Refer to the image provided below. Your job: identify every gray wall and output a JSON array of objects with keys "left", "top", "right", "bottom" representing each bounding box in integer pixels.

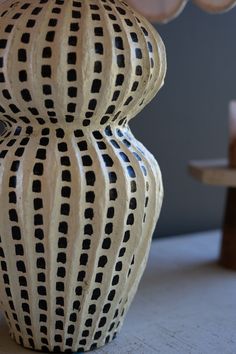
[{"left": 131, "top": 2, "right": 236, "bottom": 237}]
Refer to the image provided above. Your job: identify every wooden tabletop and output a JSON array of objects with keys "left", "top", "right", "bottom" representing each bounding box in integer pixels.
[
  {"left": 188, "top": 159, "right": 236, "bottom": 187},
  {"left": 0, "top": 231, "right": 235, "bottom": 354}
]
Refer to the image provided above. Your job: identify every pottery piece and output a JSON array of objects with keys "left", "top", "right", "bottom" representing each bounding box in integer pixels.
[{"left": 0, "top": 0, "right": 166, "bottom": 352}]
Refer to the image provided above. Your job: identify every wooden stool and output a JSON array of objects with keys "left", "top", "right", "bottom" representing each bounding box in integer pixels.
[{"left": 189, "top": 101, "right": 236, "bottom": 270}]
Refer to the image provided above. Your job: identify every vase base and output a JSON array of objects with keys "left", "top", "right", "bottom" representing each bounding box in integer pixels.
[{"left": 11, "top": 332, "right": 118, "bottom": 353}]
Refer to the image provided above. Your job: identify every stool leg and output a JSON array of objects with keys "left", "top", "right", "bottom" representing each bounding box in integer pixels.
[{"left": 220, "top": 187, "right": 236, "bottom": 270}]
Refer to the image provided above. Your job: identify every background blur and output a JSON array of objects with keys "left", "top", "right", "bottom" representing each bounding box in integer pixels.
[{"left": 130, "top": 2, "right": 236, "bottom": 237}]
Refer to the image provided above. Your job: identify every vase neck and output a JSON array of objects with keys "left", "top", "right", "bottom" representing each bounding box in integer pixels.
[{"left": 0, "top": 122, "right": 131, "bottom": 139}]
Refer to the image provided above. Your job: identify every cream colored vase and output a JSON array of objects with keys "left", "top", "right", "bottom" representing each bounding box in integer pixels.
[{"left": 0, "top": 0, "right": 166, "bottom": 352}]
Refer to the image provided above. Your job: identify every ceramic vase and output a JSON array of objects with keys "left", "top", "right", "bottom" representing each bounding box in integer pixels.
[{"left": 0, "top": 0, "right": 166, "bottom": 352}]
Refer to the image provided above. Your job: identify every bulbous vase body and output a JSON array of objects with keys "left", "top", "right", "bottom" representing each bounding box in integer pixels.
[{"left": 0, "top": 0, "right": 166, "bottom": 352}]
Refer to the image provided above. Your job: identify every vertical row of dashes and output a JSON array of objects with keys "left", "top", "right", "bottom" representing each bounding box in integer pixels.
[
  {"left": 41, "top": 1, "right": 60, "bottom": 125},
  {"left": 32, "top": 128, "right": 49, "bottom": 350},
  {"left": 66, "top": 1, "right": 81, "bottom": 124},
  {"left": 0, "top": 2, "right": 23, "bottom": 125},
  {"left": 138, "top": 24, "right": 155, "bottom": 108},
  {"left": 75, "top": 129, "right": 98, "bottom": 350},
  {"left": 87, "top": 3, "right": 104, "bottom": 126},
  {"left": 101, "top": 1, "right": 126, "bottom": 126},
  {"left": 0, "top": 235, "right": 22, "bottom": 344},
  {"left": 52, "top": 128, "right": 71, "bottom": 352},
  {"left": 18, "top": 3, "right": 39, "bottom": 122},
  {"left": 11, "top": 136, "right": 35, "bottom": 349},
  {"left": 89, "top": 129, "right": 117, "bottom": 349},
  {"left": 104, "top": 128, "right": 136, "bottom": 336}
]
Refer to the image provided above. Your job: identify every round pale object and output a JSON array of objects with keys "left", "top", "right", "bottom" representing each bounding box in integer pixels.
[
  {"left": 193, "top": 0, "right": 236, "bottom": 12},
  {"left": 127, "top": 0, "right": 187, "bottom": 23}
]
